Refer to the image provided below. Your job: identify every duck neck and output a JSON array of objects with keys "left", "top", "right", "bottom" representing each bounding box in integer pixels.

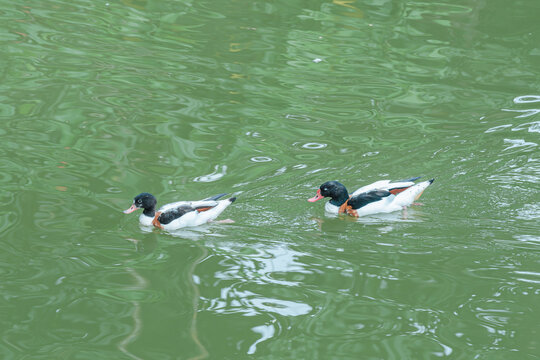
[
  {"left": 329, "top": 190, "right": 349, "bottom": 207},
  {"left": 142, "top": 207, "right": 156, "bottom": 218}
]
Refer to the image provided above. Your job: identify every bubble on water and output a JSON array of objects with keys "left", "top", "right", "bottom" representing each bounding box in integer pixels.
[
  {"left": 302, "top": 142, "right": 327, "bottom": 149},
  {"left": 250, "top": 156, "right": 272, "bottom": 162}
]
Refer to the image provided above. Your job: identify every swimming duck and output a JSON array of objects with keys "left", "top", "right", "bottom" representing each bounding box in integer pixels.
[
  {"left": 123, "top": 192, "right": 236, "bottom": 230},
  {"left": 308, "top": 177, "right": 434, "bottom": 217}
]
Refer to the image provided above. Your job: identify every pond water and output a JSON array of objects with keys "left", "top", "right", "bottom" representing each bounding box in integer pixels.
[{"left": 1, "top": 0, "right": 539, "bottom": 359}]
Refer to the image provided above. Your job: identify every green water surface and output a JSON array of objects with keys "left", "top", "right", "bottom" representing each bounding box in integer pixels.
[{"left": 1, "top": 0, "right": 539, "bottom": 359}]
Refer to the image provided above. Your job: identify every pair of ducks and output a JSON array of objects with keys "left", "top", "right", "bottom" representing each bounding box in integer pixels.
[{"left": 124, "top": 177, "right": 434, "bottom": 231}]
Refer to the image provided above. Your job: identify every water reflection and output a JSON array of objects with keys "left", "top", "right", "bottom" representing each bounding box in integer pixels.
[
  {"left": 193, "top": 165, "right": 227, "bottom": 182},
  {"left": 117, "top": 268, "right": 145, "bottom": 360},
  {"left": 501, "top": 95, "right": 540, "bottom": 135},
  {"left": 247, "top": 323, "right": 276, "bottom": 355},
  {"left": 2, "top": 0, "right": 540, "bottom": 358}
]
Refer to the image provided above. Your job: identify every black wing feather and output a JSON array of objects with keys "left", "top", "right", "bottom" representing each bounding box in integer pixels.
[
  {"left": 348, "top": 189, "right": 392, "bottom": 209},
  {"left": 158, "top": 205, "right": 196, "bottom": 225}
]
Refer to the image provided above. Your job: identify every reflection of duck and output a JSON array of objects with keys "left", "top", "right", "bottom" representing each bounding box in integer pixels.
[
  {"left": 124, "top": 193, "right": 236, "bottom": 230},
  {"left": 308, "top": 177, "right": 434, "bottom": 217}
]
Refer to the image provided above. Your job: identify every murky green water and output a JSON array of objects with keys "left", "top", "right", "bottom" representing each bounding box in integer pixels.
[{"left": 1, "top": 0, "right": 539, "bottom": 358}]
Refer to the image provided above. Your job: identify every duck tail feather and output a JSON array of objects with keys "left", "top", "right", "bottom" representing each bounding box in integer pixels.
[
  {"left": 204, "top": 193, "right": 228, "bottom": 201},
  {"left": 396, "top": 176, "right": 422, "bottom": 183}
]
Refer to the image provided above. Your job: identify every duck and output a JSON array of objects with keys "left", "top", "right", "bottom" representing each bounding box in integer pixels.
[
  {"left": 123, "top": 192, "right": 236, "bottom": 230},
  {"left": 308, "top": 176, "right": 434, "bottom": 217}
]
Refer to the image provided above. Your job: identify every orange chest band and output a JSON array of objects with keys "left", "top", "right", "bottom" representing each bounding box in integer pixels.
[
  {"left": 338, "top": 198, "right": 359, "bottom": 217},
  {"left": 152, "top": 211, "right": 163, "bottom": 229},
  {"left": 338, "top": 199, "right": 350, "bottom": 214}
]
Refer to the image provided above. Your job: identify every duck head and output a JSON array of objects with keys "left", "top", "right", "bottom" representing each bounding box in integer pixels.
[
  {"left": 123, "top": 193, "right": 157, "bottom": 216},
  {"left": 308, "top": 181, "right": 349, "bottom": 206}
]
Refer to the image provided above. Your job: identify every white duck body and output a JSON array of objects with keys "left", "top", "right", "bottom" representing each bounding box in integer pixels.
[
  {"left": 125, "top": 192, "right": 236, "bottom": 230},
  {"left": 352, "top": 180, "right": 433, "bottom": 217},
  {"left": 139, "top": 212, "right": 154, "bottom": 226},
  {"left": 138, "top": 199, "right": 227, "bottom": 226},
  {"left": 156, "top": 198, "right": 235, "bottom": 230},
  {"left": 318, "top": 178, "right": 433, "bottom": 216}
]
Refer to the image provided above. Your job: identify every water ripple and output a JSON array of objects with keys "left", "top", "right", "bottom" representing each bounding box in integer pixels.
[{"left": 1, "top": 0, "right": 539, "bottom": 358}]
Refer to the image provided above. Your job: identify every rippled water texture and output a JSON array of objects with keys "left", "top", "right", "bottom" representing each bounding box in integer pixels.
[{"left": 1, "top": 0, "right": 539, "bottom": 359}]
